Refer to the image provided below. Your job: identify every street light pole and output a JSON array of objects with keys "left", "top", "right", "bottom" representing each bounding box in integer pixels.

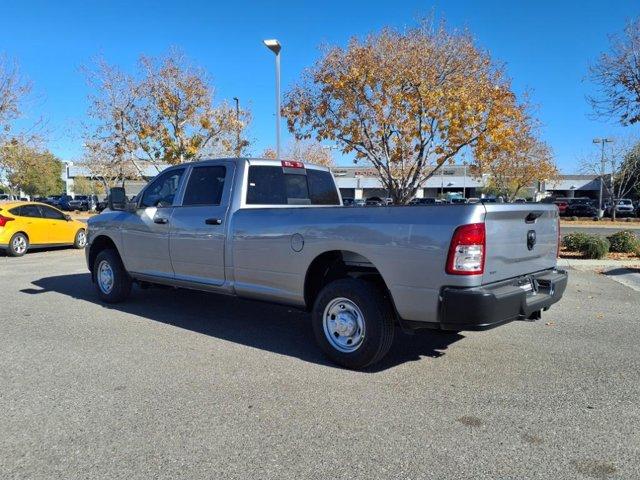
[
  {"left": 263, "top": 39, "right": 282, "bottom": 159},
  {"left": 593, "top": 138, "right": 613, "bottom": 217},
  {"left": 233, "top": 97, "right": 240, "bottom": 156}
]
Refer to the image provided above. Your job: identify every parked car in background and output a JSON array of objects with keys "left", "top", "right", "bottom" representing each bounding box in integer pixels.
[
  {"left": 65, "top": 195, "right": 99, "bottom": 211},
  {"left": 409, "top": 197, "right": 437, "bottom": 205},
  {"left": 513, "top": 198, "right": 527, "bottom": 203},
  {"left": 553, "top": 199, "right": 569, "bottom": 215},
  {"left": 0, "top": 201, "right": 87, "bottom": 257},
  {"left": 342, "top": 198, "right": 355, "bottom": 207},
  {"left": 565, "top": 201, "right": 598, "bottom": 217},
  {"left": 0, "top": 194, "right": 18, "bottom": 202},
  {"left": 44, "top": 195, "right": 63, "bottom": 208},
  {"left": 606, "top": 199, "right": 635, "bottom": 217},
  {"left": 96, "top": 198, "right": 109, "bottom": 212},
  {"left": 365, "top": 196, "right": 384, "bottom": 206},
  {"left": 353, "top": 199, "right": 366, "bottom": 207},
  {"left": 86, "top": 157, "right": 567, "bottom": 369},
  {"left": 449, "top": 197, "right": 468, "bottom": 204}
]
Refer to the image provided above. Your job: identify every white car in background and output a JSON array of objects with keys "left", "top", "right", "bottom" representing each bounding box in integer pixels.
[{"left": 606, "top": 199, "right": 635, "bottom": 217}]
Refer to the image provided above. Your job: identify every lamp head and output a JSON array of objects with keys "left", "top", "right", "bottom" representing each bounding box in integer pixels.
[{"left": 263, "top": 39, "right": 281, "bottom": 54}]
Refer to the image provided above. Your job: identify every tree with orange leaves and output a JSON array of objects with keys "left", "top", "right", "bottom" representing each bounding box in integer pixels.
[
  {"left": 84, "top": 50, "right": 251, "bottom": 173},
  {"left": 478, "top": 135, "right": 557, "bottom": 202},
  {"left": 283, "top": 20, "right": 535, "bottom": 204},
  {"left": 261, "top": 140, "right": 334, "bottom": 167}
]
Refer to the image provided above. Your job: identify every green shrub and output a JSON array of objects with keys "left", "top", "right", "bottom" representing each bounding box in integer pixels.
[
  {"left": 607, "top": 230, "right": 639, "bottom": 253},
  {"left": 563, "top": 232, "right": 590, "bottom": 251},
  {"left": 582, "top": 236, "right": 610, "bottom": 259}
]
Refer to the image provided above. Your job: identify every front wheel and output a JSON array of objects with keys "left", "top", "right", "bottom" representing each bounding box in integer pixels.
[
  {"left": 93, "top": 249, "right": 132, "bottom": 303},
  {"left": 312, "top": 278, "right": 395, "bottom": 369}
]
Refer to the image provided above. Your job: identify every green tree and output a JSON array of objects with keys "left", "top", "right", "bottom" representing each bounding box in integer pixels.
[
  {"left": 72, "top": 176, "right": 103, "bottom": 195},
  {"left": 0, "top": 141, "right": 64, "bottom": 196}
]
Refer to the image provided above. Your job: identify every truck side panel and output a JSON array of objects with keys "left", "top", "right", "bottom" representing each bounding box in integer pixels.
[{"left": 230, "top": 205, "right": 485, "bottom": 322}]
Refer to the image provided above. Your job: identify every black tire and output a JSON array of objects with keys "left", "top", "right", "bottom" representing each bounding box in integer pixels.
[
  {"left": 93, "top": 249, "right": 132, "bottom": 303},
  {"left": 8, "top": 232, "right": 29, "bottom": 257},
  {"left": 312, "top": 278, "right": 395, "bottom": 370},
  {"left": 73, "top": 229, "right": 87, "bottom": 249}
]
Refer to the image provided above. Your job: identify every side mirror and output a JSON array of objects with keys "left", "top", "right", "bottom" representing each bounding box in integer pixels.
[
  {"left": 64, "top": 214, "right": 72, "bottom": 221},
  {"left": 108, "top": 187, "right": 127, "bottom": 211}
]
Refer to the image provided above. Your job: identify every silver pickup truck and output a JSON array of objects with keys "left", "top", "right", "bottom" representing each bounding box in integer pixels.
[{"left": 86, "top": 158, "right": 567, "bottom": 369}]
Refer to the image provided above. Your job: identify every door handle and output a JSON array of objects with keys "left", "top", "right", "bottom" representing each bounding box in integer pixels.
[
  {"left": 205, "top": 218, "right": 222, "bottom": 225},
  {"left": 154, "top": 217, "right": 169, "bottom": 224}
]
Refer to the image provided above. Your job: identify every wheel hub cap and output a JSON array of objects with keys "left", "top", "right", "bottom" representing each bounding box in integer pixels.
[
  {"left": 323, "top": 297, "right": 366, "bottom": 353},
  {"left": 13, "top": 236, "right": 26, "bottom": 254},
  {"left": 97, "top": 260, "right": 114, "bottom": 294}
]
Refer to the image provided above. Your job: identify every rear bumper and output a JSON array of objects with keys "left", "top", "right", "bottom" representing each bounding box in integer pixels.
[{"left": 439, "top": 268, "right": 568, "bottom": 331}]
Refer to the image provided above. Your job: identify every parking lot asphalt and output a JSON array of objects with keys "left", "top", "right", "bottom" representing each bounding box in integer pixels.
[{"left": 1, "top": 249, "right": 639, "bottom": 479}]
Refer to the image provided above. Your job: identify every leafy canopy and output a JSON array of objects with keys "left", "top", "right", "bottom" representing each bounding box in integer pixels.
[{"left": 283, "top": 20, "right": 536, "bottom": 203}]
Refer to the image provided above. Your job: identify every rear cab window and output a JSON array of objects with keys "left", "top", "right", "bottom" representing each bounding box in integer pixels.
[{"left": 246, "top": 163, "right": 340, "bottom": 206}]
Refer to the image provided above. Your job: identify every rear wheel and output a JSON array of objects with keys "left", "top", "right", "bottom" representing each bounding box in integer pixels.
[
  {"left": 312, "top": 278, "right": 395, "bottom": 369},
  {"left": 8, "top": 233, "right": 29, "bottom": 257},
  {"left": 74, "top": 229, "right": 87, "bottom": 249},
  {"left": 93, "top": 249, "right": 132, "bottom": 303}
]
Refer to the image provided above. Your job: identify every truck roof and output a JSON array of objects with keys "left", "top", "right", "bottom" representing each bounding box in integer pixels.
[{"left": 178, "top": 157, "right": 332, "bottom": 172}]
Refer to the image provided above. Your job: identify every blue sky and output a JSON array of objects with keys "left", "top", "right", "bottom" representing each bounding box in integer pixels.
[{"left": 1, "top": 0, "right": 639, "bottom": 172}]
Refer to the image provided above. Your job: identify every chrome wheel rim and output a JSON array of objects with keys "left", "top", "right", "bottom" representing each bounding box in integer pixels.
[
  {"left": 323, "top": 297, "right": 366, "bottom": 353},
  {"left": 76, "top": 230, "right": 87, "bottom": 248},
  {"left": 12, "top": 236, "right": 27, "bottom": 254},
  {"left": 97, "top": 260, "right": 114, "bottom": 294}
]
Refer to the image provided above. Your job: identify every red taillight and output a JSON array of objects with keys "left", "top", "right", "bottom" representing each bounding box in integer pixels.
[
  {"left": 557, "top": 215, "right": 561, "bottom": 258},
  {"left": 281, "top": 160, "right": 305, "bottom": 169},
  {"left": 0, "top": 214, "right": 15, "bottom": 227},
  {"left": 446, "top": 223, "right": 485, "bottom": 275}
]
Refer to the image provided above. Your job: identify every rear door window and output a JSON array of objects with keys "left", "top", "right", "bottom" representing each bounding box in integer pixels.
[
  {"left": 246, "top": 166, "right": 286, "bottom": 204},
  {"left": 246, "top": 166, "right": 338, "bottom": 206},
  {"left": 22, "top": 205, "right": 42, "bottom": 217},
  {"left": 182, "top": 166, "right": 226, "bottom": 206}
]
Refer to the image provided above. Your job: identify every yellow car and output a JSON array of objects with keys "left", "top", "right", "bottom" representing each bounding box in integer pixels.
[{"left": 0, "top": 201, "right": 87, "bottom": 257}]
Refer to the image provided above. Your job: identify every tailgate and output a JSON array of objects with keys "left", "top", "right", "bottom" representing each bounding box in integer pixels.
[{"left": 482, "top": 204, "right": 558, "bottom": 284}]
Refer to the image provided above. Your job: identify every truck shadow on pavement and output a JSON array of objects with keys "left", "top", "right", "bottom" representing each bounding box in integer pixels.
[{"left": 21, "top": 273, "right": 463, "bottom": 372}]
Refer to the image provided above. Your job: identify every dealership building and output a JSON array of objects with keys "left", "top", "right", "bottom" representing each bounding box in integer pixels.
[
  {"left": 62, "top": 161, "right": 604, "bottom": 201},
  {"left": 331, "top": 165, "right": 603, "bottom": 201}
]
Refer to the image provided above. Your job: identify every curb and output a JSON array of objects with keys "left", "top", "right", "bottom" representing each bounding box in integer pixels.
[
  {"left": 558, "top": 258, "right": 640, "bottom": 270},
  {"left": 560, "top": 223, "right": 640, "bottom": 230}
]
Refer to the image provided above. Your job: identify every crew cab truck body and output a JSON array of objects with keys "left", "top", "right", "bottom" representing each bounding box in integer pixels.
[{"left": 86, "top": 158, "right": 567, "bottom": 369}]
